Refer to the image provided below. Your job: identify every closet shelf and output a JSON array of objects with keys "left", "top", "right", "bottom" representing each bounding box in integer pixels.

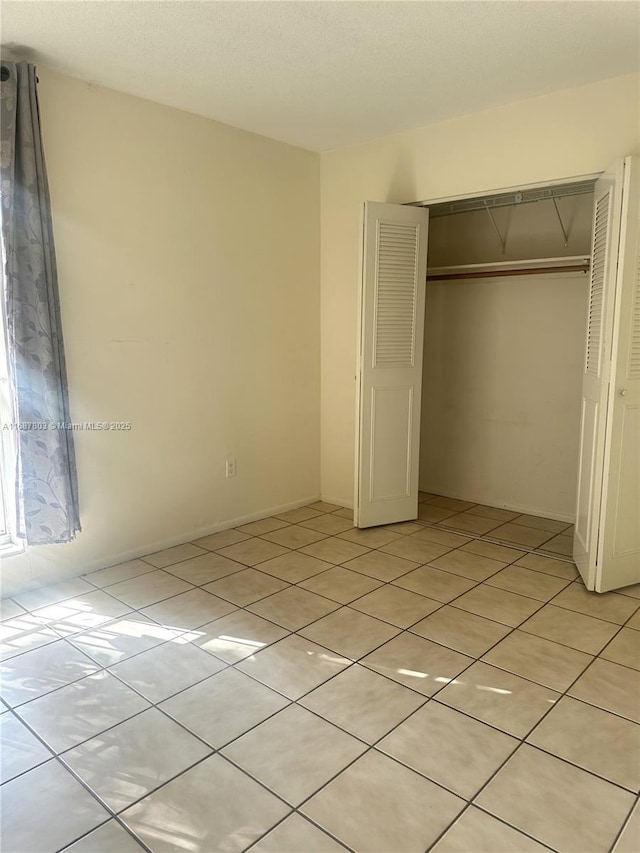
[{"left": 419, "top": 180, "right": 596, "bottom": 218}]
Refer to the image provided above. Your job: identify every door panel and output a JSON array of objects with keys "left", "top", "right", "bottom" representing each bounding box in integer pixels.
[
  {"left": 574, "top": 157, "right": 640, "bottom": 591},
  {"left": 370, "top": 386, "right": 413, "bottom": 500},
  {"left": 355, "top": 202, "right": 429, "bottom": 528},
  {"left": 610, "top": 404, "right": 640, "bottom": 557},
  {"left": 574, "top": 396, "right": 599, "bottom": 560},
  {"left": 574, "top": 171, "right": 619, "bottom": 588},
  {"left": 597, "top": 159, "right": 640, "bottom": 591}
]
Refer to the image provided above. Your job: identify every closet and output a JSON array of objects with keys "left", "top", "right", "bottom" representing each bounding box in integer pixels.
[
  {"left": 419, "top": 182, "right": 595, "bottom": 521},
  {"left": 354, "top": 158, "right": 640, "bottom": 592}
]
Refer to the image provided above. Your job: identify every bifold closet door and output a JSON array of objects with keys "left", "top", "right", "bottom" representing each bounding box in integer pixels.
[
  {"left": 574, "top": 156, "right": 640, "bottom": 592},
  {"left": 354, "top": 202, "right": 429, "bottom": 528}
]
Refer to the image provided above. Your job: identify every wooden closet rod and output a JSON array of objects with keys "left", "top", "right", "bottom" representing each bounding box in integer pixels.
[{"left": 427, "top": 263, "right": 590, "bottom": 282}]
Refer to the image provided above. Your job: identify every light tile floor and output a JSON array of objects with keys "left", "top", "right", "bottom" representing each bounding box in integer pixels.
[{"left": 1, "top": 493, "right": 639, "bottom": 852}]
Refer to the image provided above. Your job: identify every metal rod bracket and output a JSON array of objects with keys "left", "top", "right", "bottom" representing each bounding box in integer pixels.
[
  {"left": 552, "top": 197, "right": 570, "bottom": 247},
  {"left": 485, "top": 204, "right": 507, "bottom": 254}
]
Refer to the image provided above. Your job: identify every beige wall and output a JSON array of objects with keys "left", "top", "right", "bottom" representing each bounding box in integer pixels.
[
  {"left": 320, "top": 74, "right": 640, "bottom": 507},
  {"left": 3, "top": 71, "right": 639, "bottom": 594},
  {"left": 420, "top": 273, "right": 589, "bottom": 520},
  {"left": 1, "top": 69, "right": 320, "bottom": 596}
]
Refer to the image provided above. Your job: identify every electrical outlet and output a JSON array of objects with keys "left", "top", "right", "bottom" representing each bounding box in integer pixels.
[{"left": 225, "top": 456, "right": 236, "bottom": 478}]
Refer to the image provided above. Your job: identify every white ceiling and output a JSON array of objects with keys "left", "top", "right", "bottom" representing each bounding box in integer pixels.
[{"left": 2, "top": 1, "right": 639, "bottom": 151}]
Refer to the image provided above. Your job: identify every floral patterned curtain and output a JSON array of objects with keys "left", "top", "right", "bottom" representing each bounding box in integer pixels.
[{"left": 0, "top": 61, "right": 80, "bottom": 544}]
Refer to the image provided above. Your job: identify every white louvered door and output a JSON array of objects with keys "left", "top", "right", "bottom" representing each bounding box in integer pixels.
[
  {"left": 596, "top": 158, "right": 640, "bottom": 591},
  {"left": 574, "top": 157, "right": 640, "bottom": 591},
  {"left": 573, "top": 172, "right": 615, "bottom": 586},
  {"left": 355, "top": 202, "right": 429, "bottom": 528}
]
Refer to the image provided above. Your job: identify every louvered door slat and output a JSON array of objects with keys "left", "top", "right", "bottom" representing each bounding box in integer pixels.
[
  {"left": 575, "top": 156, "right": 640, "bottom": 591},
  {"left": 374, "top": 221, "right": 419, "bottom": 367},
  {"left": 586, "top": 191, "right": 610, "bottom": 376},
  {"left": 628, "top": 251, "right": 640, "bottom": 378}
]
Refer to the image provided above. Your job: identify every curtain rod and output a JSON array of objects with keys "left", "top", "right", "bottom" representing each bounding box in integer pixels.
[{"left": 427, "top": 263, "right": 590, "bottom": 282}]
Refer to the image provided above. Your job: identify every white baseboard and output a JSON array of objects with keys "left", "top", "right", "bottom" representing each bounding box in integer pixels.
[
  {"left": 419, "top": 486, "right": 574, "bottom": 524},
  {"left": 1, "top": 494, "right": 322, "bottom": 597},
  {"left": 94, "top": 494, "right": 324, "bottom": 572}
]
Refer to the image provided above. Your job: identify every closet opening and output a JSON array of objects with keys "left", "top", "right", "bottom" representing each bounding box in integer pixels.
[
  {"left": 356, "top": 159, "right": 639, "bottom": 590},
  {"left": 414, "top": 177, "right": 597, "bottom": 526}
]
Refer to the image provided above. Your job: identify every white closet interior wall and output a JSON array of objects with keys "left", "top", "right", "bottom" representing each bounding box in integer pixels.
[{"left": 419, "top": 193, "right": 594, "bottom": 520}]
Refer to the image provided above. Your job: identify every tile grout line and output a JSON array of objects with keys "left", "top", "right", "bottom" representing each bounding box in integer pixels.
[
  {"left": 418, "top": 589, "right": 640, "bottom": 849},
  {"left": 419, "top": 577, "right": 640, "bottom": 814},
  {"left": 3, "top": 556, "right": 301, "bottom": 669},
  {"left": 0, "top": 516, "right": 609, "bottom": 621},
  {"left": 2, "top": 501, "right": 638, "bottom": 853},
  {"left": 53, "top": 753, "right": 221, "bottom": 853},
  {"left": 8, "top": 601, "right": 622, "bottom": 853},
  {"left": 424, "top": 801, "right": 558, "bottom": 853},
  {"left": 423, "top": 496, "right": 574, "bottom": 546},
  {"left": 244, "top": 809, "right": 355, "bottom": 853},
  {"left": 213, "top": 564, "right": 636, "bottom": 831},
  {"left": 4, "top": 521, "right": 637, "bottom": 724},
  {"left": 3, "top": 530, "right": 637, "bottom": 718},
  {"left": 5, "top": 555, "right": 519, "bottom": 837},
  {"left": 0, "top": 704, "right": 148, "bottom": 851},
  {"left": 0, "top": 549, "right": 588, "bottom": 678},
  {"left": 607, "top": 794, "right": 639, "bottom": 853},
  {"left": 56, "top": 812, "right": 155, "bottom": 853},
  {"left": 308, "top": 566, "right": 638, "bottom": 802},
  {"left": 429, "top": 510, "right": 574, "bottom": 556},
  {"left": 9, "top": 679, "right": 638, "bottom": 844},
  {"left": 289, "top": 570, "right": 640, "bottom": 727},
  {"left": 0, "top": 499, "right": 580, "bottom": 613}
]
